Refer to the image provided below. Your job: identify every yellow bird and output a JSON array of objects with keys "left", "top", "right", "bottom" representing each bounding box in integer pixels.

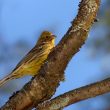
[{"left": 0, "top": 31, "right": 55, "bottom": 86}]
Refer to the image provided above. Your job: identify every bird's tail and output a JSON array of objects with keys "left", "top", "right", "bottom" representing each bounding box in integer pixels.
[{"left": 0, "top": 74, "right": 14, "bottom": 87}]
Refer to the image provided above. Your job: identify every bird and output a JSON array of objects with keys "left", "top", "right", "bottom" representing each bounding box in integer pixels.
[{"left": 0, "top": 31, "right": 56, "bottom": 87}]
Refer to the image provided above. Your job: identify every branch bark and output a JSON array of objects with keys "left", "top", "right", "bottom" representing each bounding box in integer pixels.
[
  {"left": 1, "top": 0, "right": 100, "bottom": 110},
  {"left": 37, "top": 78, "right": 110, "bottom": 110}
]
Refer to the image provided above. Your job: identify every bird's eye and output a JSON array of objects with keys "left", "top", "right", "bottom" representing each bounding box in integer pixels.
[{"left": 46, "top": 36, "right": 49, "bottom": 39}]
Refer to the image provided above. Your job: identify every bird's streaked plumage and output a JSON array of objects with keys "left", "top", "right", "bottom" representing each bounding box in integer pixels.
[{"left": 0, "top": 31, "right": 55, "bottom": 87}]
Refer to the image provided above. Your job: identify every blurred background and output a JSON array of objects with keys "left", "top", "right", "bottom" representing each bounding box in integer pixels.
[{"left": 0, "top": 0, "right": 110, "bottom": 110}]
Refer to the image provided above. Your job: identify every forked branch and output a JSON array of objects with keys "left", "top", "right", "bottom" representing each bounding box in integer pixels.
[
  {"left": 37, "top": 78, "right": 110, "bottom": 110},
  {"left": 1, "top": 0, "right": 100, "bottom": 110}
]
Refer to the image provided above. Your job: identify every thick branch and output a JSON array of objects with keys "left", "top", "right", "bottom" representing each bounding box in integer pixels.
[
  {"left": 37, "top": 78, "right": 110, "bottom": 110},
  {"left": 1, "top": 0, "right": 100, "bottom": 110}
]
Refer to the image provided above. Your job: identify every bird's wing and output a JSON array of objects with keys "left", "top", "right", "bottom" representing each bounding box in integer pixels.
[{"left": 12, "top": 45, "right": 45, "bottom": 71}]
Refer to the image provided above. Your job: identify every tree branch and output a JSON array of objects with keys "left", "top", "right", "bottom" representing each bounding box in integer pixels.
[
  {"left": 37, "top": 78, "right": 110, "bottom": 110},
  {"left": 1, "top": 0, "right": 100, "bottom": 110}
]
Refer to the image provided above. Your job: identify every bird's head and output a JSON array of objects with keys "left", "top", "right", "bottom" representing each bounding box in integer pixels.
[{"left": 37, "top": 31, "right": 56, "bottom": 45}]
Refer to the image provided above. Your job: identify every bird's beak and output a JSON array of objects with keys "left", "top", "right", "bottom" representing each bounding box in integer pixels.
[{"left": 51, "top": 34, "right": 56, "bottom": 39}]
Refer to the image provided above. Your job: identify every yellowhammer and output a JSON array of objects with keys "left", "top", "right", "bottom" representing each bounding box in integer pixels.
[{"left": 0, "top": 31, "right": 55, "bottom": 86}]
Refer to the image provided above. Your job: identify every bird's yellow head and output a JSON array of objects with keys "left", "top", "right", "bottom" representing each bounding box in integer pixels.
[{"left": 37, "top": 31, "right": 56, "bottom": 45}]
